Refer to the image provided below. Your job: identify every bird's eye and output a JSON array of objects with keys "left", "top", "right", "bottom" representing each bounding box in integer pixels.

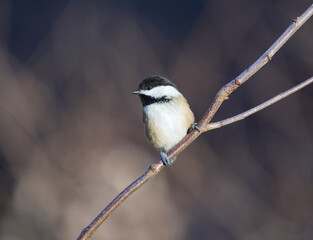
[{"left": 147, "top": 86, "right": 152, "bottom": 90}]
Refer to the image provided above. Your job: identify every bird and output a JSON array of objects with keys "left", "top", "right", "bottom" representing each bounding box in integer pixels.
[{"left": 132, "top": 75, "right": 198, "bottom": 165}]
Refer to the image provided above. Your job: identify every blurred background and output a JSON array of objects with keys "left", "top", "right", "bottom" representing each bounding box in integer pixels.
[{"left": 0, "top": 0, "right": 312, "bottom": 239}]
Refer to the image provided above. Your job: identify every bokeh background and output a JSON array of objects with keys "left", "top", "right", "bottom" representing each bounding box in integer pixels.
[{"left": 0, "top": 0, "right": 312, "bottom": 239}]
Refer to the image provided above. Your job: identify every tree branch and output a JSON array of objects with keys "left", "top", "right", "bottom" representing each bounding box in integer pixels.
[
  {"left": 77, "top": 4, "right": 313, "bottom": 240},
  {"left": 207, "top": 76, "right": 313, "bottom": 130}
]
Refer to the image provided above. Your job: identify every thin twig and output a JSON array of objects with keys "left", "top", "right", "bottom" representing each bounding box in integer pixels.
[
  {"left": 77, "top": 4, "right": 313, "bottom": 240},
  {"left": 76, "top": 162, "right": 164, "bottom": 239},
  {"left": 208, "top": 76, "right": 313, "bottom": 130},
  {"left": 168, "top": 3, "right": 313, "bottom": 158}
]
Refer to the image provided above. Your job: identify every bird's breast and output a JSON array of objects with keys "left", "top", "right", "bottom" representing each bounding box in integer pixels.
[{"left": 143, "top": 99, "right": 194, "bottom": 152}]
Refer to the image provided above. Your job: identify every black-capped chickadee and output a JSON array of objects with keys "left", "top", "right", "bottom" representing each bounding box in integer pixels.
[{"left": 133, "top": 75, "right": 198, "bottom": 165}]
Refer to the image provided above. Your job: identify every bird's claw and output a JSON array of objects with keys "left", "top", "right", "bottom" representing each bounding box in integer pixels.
[
  {"left": 188, "top": 122, "right": 200, "bottom": 133},
  {"left": 193, "top": 123, "right": 200, "bottom": 132},
  {"left": 160, "top": 151, "right": 176, "bottom": 166}
]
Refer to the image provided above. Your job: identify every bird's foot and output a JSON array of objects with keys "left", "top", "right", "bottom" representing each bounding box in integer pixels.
[
  {"left": 188, "top": 122, "right": 200, "bottom": 134},
  {"left": 160, "top": 151, "right": 176, "bottom": 166}
]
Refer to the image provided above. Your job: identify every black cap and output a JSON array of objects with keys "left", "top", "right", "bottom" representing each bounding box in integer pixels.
[{"left": 138, "top": 75, "right": 177, "bottom": 91}]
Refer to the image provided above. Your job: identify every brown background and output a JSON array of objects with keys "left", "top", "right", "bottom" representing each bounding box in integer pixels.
[{"left": 0, "top": 0, "right": 312, "bottom": 239}]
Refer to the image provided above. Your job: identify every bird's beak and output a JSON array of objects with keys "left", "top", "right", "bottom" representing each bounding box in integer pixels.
[{"left": 132, "top": 89, "right": 140, "bottom": 94}]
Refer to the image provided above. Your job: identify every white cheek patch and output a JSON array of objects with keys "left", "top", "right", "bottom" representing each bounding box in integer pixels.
[{"left": 140, "top": 86, "right": 181, "bottom": 99}]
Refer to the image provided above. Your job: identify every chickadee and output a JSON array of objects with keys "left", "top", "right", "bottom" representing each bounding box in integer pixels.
[{"left": 133, "top": 75, "right": 198, "bottom": 165}]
